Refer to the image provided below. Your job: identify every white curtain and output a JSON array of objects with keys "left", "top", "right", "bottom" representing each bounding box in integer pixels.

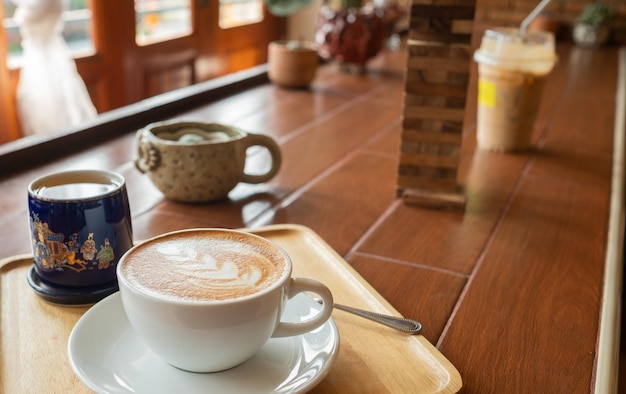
[{"left": 12, "top": 0, "right": 97, "bottom": 136}]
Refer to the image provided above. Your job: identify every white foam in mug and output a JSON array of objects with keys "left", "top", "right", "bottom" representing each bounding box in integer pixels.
[
  {"left": 474, "top": 28, "right": 557, "bottom": 152},
  {"left": 116, "top": 228, "right": 334, "bottom": 373}
]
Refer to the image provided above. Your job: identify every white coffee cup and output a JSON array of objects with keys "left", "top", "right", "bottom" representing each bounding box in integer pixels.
[{"left": 116, "top": 228, "right": 334, "bottom": 373}]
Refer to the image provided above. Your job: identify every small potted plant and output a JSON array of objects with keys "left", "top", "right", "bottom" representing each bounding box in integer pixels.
[
  {"left": 265, "top": 0, "right": 320, "bottom": 89},
  {"left": 265, "top": 0, "right": 403, "bottom": 80},
  {"left": 315, "top": 0, "right": 388, "bottom": 73},
  {"left": 573, "top": 2, "right": 614, "bottom": 47}
]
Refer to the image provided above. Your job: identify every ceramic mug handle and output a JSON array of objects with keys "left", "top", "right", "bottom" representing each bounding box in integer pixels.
[
  {"left": 239, "top": 133, "right": 282, "bottom": 184},
  {"left": 134, "top": 130, "right": 161, "bottom": 173},
  {"left": 271, "top": 277, "right": 334, "bottom": 338}
]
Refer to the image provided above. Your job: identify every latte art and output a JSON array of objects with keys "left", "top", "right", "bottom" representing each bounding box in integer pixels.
[
  {"left": 120, "top": 231, "right": 289, "bottom": 302},
  {"left": 156, "top": 243, "right": 266, "bottom": 290}
]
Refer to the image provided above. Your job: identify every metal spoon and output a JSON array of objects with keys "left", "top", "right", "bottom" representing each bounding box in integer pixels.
[{"left": 316, "top": 299, "right": 422, "bottom": 334}]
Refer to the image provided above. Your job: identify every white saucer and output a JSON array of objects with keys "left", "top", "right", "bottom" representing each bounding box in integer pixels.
[{"left": 68, "top": 292, "right": 340, "bottom": 394}]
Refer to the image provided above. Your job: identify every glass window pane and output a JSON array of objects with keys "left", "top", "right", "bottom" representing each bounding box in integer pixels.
[
  {"left": 3, "top": 0, "right": 94, "bottom": 66},
  {"left": 219, "top": 0, "right": 263, "bottom": 29},
  {"left": 135, "top": 0, "right": 192, "bottom": 46}
]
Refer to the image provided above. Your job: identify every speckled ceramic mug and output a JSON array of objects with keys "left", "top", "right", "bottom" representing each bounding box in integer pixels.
[{"left": 134, "top": 122, "right": 282, "bottom": 202}]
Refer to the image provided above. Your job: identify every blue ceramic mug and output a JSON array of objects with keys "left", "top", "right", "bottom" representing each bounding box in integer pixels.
[{"left": 27, "top": 170, "right": 133, "bottom": 296}]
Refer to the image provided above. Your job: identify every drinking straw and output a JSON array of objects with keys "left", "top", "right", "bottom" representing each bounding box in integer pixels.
[{"left": 520, "top": 0, "right": 554, "bottom": 37}]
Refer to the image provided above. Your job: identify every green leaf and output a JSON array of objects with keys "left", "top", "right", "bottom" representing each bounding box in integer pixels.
[{"left": 264, "top": 0, "right": 313, "bottom": 16}]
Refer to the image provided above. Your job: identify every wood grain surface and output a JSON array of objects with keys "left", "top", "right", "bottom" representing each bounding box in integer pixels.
[
  {"left": 0, "top": 36, "right": 622, "bottom": 392},
  {"left": 0, "top": 225, "right": 462, "bottom": 393}
]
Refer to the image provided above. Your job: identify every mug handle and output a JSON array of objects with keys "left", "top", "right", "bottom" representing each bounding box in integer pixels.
[
  {"left": 134, "top": 130, "right": 161, "bottom": 173},
  {"left": 271, "top": 277, "right": 334, "bottom": 338},
  {"left": 239, "top": 133, "right": 282, "bottom": 184}
]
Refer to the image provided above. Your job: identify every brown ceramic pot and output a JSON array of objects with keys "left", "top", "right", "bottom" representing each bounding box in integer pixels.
[{"left": 268, "top": 41, "right": 319, "bottom": 89}]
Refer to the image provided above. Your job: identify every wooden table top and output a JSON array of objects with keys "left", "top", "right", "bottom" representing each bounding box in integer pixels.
[{"left": 0, "top": 39, "right": 623, "bottom": 393}]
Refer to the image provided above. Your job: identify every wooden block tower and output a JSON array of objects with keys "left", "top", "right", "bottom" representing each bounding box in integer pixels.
[{"left": 396, "top": 0, "right": 476, "bottom": 210}]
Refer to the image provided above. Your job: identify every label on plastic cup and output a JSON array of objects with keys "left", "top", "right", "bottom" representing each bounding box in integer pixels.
[{"left": 478, "top": 80, "right": 496, "bottom": 108}]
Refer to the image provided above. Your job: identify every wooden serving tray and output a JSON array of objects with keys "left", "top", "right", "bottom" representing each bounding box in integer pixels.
[{"left": 0, "top": 224, "right": 462, "bottom": 393}]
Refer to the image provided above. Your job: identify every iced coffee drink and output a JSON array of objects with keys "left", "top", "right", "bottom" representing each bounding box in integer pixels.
[{"left": 474, "top": 28, "right": 557, "bottom": 152}]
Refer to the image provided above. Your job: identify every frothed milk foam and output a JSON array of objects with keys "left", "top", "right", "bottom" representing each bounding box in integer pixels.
[{"left": 120, "top": 230, "right": 289, "bottom": 301}]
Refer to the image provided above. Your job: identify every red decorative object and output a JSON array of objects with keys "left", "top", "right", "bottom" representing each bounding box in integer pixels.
[{"left": 316, "top": 5, "right": 387, "bottom": 67}]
